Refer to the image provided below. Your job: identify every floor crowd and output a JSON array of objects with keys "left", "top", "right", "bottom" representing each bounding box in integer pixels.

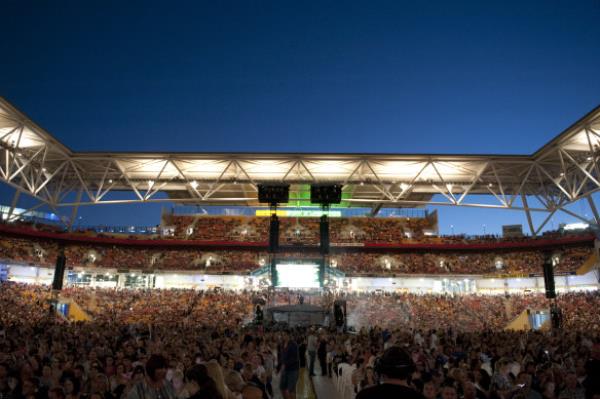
[{"left": 0, "top": 283, "right": 598, "bottom": 399}]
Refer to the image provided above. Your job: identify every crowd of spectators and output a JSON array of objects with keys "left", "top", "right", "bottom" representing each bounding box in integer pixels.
[
  {"left": 162, "top": 216, "right": 270, "bottom": 242},
  {"left": 0, "top": 282, "right": 599, "bottom": 399},
  {"left": 161, "top": 215, "right": 434, "bottom": 243},
  {"left": 5, "top": 216, "right": 591, "bottom": 248},
  {"left": 161, "top": 215, "right": 587, "bottom": 246},
  {"left": 0, "top": 232, "right": 594, "bottom": 277},
  {"left": 343, "top": 291, "right": 600, "bottom": 332},
  {"left": 335, "top": 245, "right": 593, "bottom": 276}
]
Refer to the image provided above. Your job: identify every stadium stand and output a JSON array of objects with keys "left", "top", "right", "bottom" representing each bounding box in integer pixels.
[{"left": 0, "top": 223, "right": 594, "bottom": 275}]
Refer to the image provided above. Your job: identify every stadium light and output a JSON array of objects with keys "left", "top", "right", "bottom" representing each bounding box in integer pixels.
[{"left": 190, "top": 180, "right": 198, "bottom": 189}]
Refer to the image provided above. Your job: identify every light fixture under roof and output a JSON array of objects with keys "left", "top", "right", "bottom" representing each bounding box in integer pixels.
[{"left": 190, "top": 180, "right": 199, "bottom": 189}]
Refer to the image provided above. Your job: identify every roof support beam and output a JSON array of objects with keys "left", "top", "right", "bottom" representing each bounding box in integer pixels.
[
  {"left": 490, "top": 163, "right": 507, "bottom": 205},
  {"left": 67, "top": 187, "right": 83, "bottom": 231},
  {"left": 395, "top": 161, "right": 430, "bottom": 201},
  {"left": 457, "top": 161, "right": 489, "bottom": 204},
  {"left": 536, "top": 164, "right": 572, "bottom": 201},
  {"left": 521, "top": 194, "right": 536, "bottom": 236},
  {"left": 587, "top": 195, "right": 600, "bottom": 225},
  {"left": 558, "top": 207, "right": 594, "bottom": 225},
  {"left": 5, "top": 189, "right": 21, "bottom": 222},
  {"left": 534, "top": 208, "right": 558, "bottom": 236}
]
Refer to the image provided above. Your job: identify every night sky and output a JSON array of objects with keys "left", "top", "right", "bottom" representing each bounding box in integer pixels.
[{"left": 2, "top": 1, "right": 600, "bottom": 233}]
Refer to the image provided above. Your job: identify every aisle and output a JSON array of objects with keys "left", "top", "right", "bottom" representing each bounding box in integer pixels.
[
  {"left": 296, "top": 368, "right": 316, "bottom": 399},
  {"left": 309, "top": 358, "right": 342, "bottom": 399},
  {"left": 271, "top": 367, "right": 315, "bottom": 399}
]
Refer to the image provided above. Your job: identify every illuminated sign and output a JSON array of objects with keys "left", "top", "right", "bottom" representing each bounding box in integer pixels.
[{"left": 255, "top": 209, "right": 342, "bottom": 217}]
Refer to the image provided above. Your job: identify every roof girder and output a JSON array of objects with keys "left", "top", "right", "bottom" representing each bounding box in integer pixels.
[{"left": 1, "top": 97, "right": 600, "bottom": 216}]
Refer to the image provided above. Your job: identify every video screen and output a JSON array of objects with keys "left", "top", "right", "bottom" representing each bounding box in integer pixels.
[{"left": 275, "top": 263, "right": 321, "bottom": 288}]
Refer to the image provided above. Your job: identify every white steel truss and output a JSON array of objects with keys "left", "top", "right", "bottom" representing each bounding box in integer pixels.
[{"left": 1, "top": 97, "right": 600, "bottom": 234}]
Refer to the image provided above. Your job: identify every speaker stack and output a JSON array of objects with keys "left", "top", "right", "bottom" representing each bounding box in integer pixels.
[
  {"left": 311, "top": 184, "right": 342, "bottom": 255},
  {"left": 52, "top": 250, "right": 67, "bottom": 291},
  {"left": 257, "top": 184, "right": 290, "bottom": 287},
  {"left": 542, "top": 252, "right": 556, "bottom": 299}
]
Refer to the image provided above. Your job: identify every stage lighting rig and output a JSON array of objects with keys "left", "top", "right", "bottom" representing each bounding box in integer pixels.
[
  {"left": 310, "top": 184, "right": 343, "bottom": 205},
  {"left": 257, "top": 184, "right": 290, "bottom": 206}
]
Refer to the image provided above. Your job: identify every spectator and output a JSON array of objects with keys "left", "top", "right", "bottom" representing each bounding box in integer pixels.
[{"left": 356, "top": 346, "right": 424, "bottom": 399}]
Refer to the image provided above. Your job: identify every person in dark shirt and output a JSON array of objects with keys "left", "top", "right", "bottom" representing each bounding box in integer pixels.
[
  {"left": 298, "top": 337, "right": 307, "bottom": 369},
  {"left": 278, "top": 332, "right": 299, "bottom": 399},
  {"left": 317, "top": 338, "right": 327, "bottom": 377},
  {"left": 184, "top": 364, "right": 223, "bottom": 399},
  {"left": 356, "top": 346, "right": 424, "bottom": 399},
  {"left": 583, "top": 343, "right": 600, "bottom": 399}
]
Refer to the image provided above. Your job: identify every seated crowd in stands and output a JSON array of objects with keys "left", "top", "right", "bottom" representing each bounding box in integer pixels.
[
  {"left": 8, "top": 215, "right": 584, "bottom": 246},
  {"left": 0, "top": 231, "right": 593, "bottom": 276},
  {"left": 0, "top": 282, "right": 599, "bottom": 399},
  {"left": 157, "top": 215, "right": 585, "bottom": 245}
]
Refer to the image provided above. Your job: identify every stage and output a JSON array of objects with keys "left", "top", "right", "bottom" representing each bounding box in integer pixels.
[{"left": 266, "top": 304, "right": 330, "bottom": 327}]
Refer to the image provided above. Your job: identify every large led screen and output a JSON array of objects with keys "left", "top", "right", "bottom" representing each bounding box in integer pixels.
[{"left": 275, "top": 263, "right": 321, "bottom": 288}]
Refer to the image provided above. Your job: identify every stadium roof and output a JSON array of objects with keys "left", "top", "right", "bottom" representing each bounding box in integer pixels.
[{"left": 1, "top": 97, "right": 600, "bottom": 234}]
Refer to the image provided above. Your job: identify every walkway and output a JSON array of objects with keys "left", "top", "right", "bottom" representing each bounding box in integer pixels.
[
  {"left": 272, "top": 354, "right": 341, "bottom": 399},
  {"left": 272, "top": 368, "right": 316, "bottom": 399},
  {"left": 310, "top": 358, "right": 343, "bottom": 399}
]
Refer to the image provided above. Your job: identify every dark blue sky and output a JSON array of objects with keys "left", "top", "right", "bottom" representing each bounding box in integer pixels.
[{"left": 2, "top": 0, "right": 600, "bottom": 232}]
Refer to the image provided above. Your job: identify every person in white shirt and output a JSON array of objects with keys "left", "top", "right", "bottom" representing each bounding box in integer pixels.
[{"left": 306, "top": 330, "right": 318, "bottom": 377}]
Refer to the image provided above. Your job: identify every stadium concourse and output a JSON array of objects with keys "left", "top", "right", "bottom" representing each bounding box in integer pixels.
[{"left": 1, "top": 99, "right": 600, "bottom": 399}]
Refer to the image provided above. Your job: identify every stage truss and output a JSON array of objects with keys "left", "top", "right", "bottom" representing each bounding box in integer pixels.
[{"left": 1, "top": 97, "right": 600, "bottom": 235}]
